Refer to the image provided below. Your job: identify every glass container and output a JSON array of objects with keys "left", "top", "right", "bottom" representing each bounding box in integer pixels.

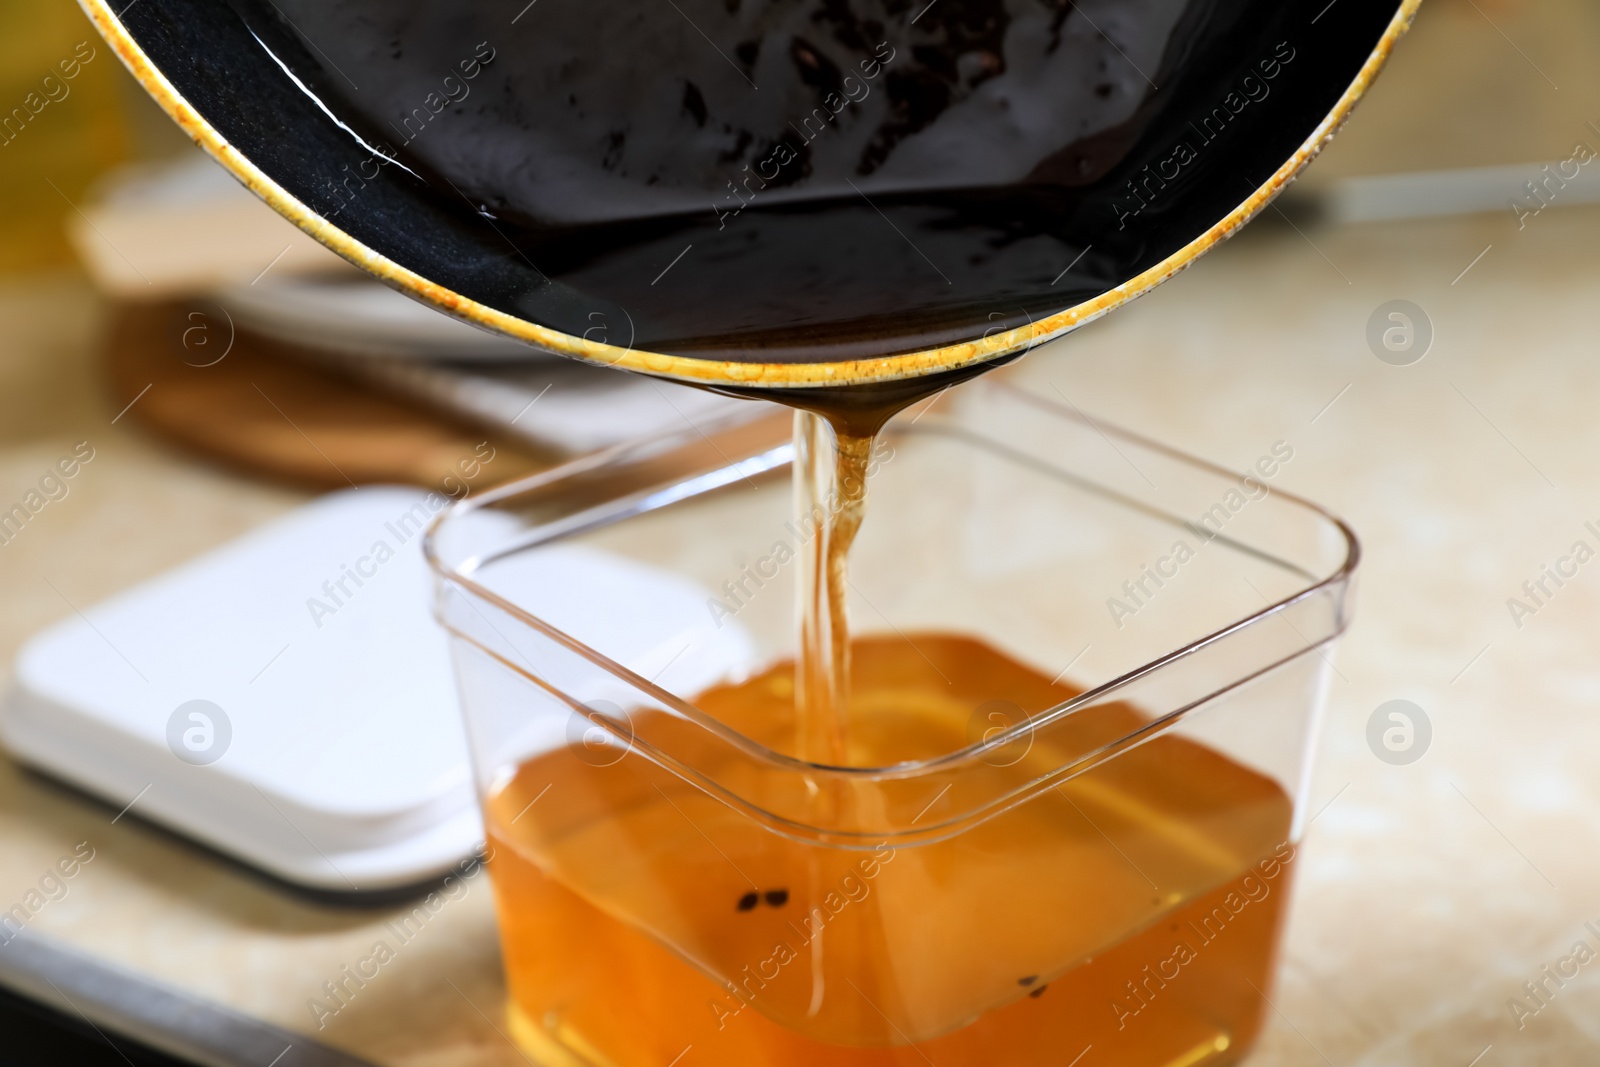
[{"left": 424, "top": 380, "right": 1357, "bottom": 1067}]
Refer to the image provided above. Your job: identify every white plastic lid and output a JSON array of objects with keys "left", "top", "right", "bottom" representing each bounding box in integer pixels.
[{"left": 2, "top": 488, "right": 751, "bottom": 892}]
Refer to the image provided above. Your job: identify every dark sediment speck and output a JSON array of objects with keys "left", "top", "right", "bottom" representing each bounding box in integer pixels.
[{"left": 682, "top": 81, "right": 708, "bottom": 126}]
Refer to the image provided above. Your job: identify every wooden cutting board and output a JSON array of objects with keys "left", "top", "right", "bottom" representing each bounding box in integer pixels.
[{"left": 102, "top": 301, "right": 558, "bottom": 491}]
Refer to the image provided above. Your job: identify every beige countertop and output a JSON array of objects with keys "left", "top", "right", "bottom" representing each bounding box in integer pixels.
[{"left": 5, "top": 194, "right": 1600, "bottom": 1064}]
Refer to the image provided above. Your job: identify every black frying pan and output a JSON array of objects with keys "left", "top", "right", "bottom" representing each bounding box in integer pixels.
[{"left": 83, "top": 0, "right": 1417, "bottom": 390}]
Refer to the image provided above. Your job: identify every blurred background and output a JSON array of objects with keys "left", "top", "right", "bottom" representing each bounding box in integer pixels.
[{"left": 3, "top": 0, "right": 1600, "bottom": 1064}]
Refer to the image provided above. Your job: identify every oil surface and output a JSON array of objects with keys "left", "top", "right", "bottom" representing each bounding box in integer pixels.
[
  {"left": 134, "top": 0, "right": 1400, "bottom": 364},
  {"left": 485, "top": 635, "right": 1296, "bottom": 1066},
  {"left": 219, "top": 0, "right": 1340, "bottom": 360}
]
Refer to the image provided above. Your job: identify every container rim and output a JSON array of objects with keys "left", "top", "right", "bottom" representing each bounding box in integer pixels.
[
  {"left": 82, "top": 0, "right": 1418, "bottom": 389},
  {"left": 421, "top": 383, "right": 1361, "bottom": 785}
]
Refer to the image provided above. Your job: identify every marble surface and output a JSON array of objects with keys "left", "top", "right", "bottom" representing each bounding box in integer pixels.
[{"left": 5, "top": 196, "right": 1600, "bottom": 1064}]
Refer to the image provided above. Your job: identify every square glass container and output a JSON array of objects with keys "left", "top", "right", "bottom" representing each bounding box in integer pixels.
[{"left": 424, "top": 381, "right": 1357, "bottom": 1067}]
